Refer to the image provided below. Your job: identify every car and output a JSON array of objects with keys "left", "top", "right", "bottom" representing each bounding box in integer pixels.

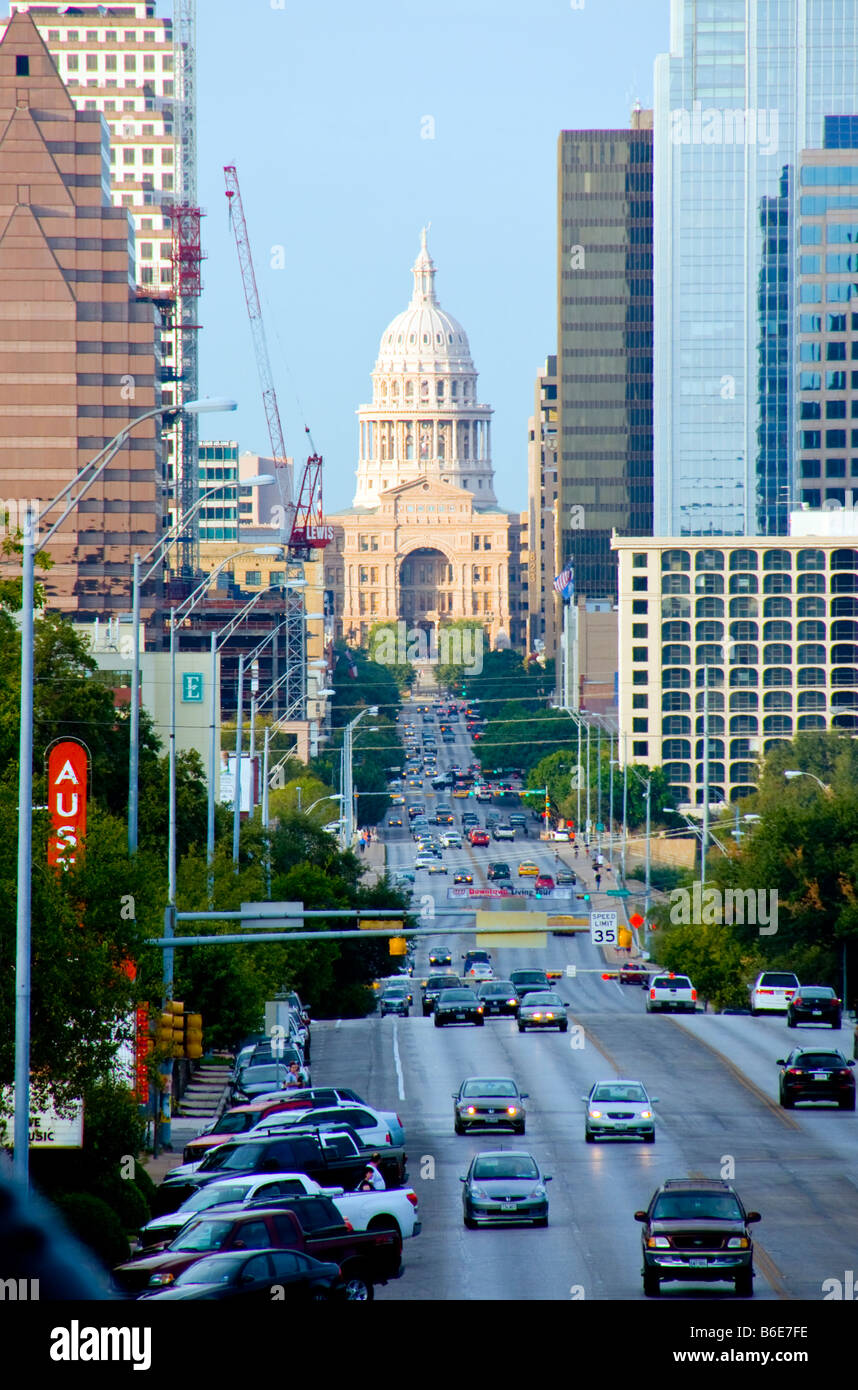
[
  {"left": 551, "top": 829, "right": 571, "bottom": 842},
  {"left": 535, "top": 874, "right": 555, "bottom": 892},
  {"left": 777, "top": 1047, "right": 856, "bottom": 1109},
  {"left": 508, "top": 813, "right": 528, "bottom": 831},
  {"left": 433, "top": 988, "right": 484, "bottom": 1027},
  {"left": 463, "top": 950, "right": 492, "bottom": 972},
  {"left": 391, "top": 870, "right": 415, "bottom": 886},
  {"left": 492, "top": 823, "right": 515, "bottom": 841},
  {"left": 453, "top": 1077, "right": 528, "bottom": 1135},
  {"left": 635, "top": 1179, "right": 760, "bottom": 1297},
  {"left": 517, "top": 991, "right": 568, "bottom": 1033},
  {"left": 434, "top": 811, "right": 454, "bottom": 825},
  {"left": 583, "top": 1079, "right": 657, "bottom": 1142},
  {"left": 421, "top": 973, "right": 461, "bottom": 1015},
  {"left": 256, "top": 1104, "right": 406, "bottom": 1149},
  {"left": 428, "top": 946, "right": 453, "bottom": 967},
  {"left": 476, "top": 981, "right": 519, "bottom": 1016},
  {"left": 136, "top": 1248, "right": 343, "bottom": 1302},
  {"left": 463, "top": 960, "right": 493, "bottom": 982},
  {"left": 646, "top": 973, "right": 697, "bottom": 1014},
  {"left": 440, "top": 831, "right": 462, "bottom": 849},
  {"left": 379, "top": 986, "right": 411, "bottom": 1018},
  {"left": 407, "top": 803, "right": 426, "bottom": 820},
  {"left": 556, "top": 870, "right": 577, "bottom": 885},
  {"left": 454, "top": 871, "right": 473, "bottom": 884},
  {"left": 387, "top": 816, "right": 403, "bottom": 828},
  {"left": 469, "top": 829, "right": 490, "bottom": 847},
  {"left": 231, "top": 1059, "right": 309, "bottom": 1104},
  {"left": 509, "top": 968, "right": 551, "bottom": 1000},
  {"left": 460, "top": 1151, "right": 551, "bottom": 1228},
  {"left": 425, "top": 860, "right": 448, "bottom": 875},
  {"left": 487, "top": 861, "right": 511, "bottom": 880},
  {"left": 461, "top": 812, "right": 479, "bottom": 828},
  {"left": 518, "top": 861, "right": 539, "bottom": 877},
  {"left": 749, "top": 970, "right": 800, "bottom": 1015},
  {"left": 787, "top": 986, "right": 841, "bottom": 1029},
  {"left": 619, "top": 961, "right": 649, "bottom": 987}
]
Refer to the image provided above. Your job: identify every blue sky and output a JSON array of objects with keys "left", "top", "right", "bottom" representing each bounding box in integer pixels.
[{"left": 192, "top": 0, "right": 668, "bottom": 513}]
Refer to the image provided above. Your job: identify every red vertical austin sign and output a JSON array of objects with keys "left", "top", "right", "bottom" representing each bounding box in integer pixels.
[{"left": 46, "top": 740, "right": 89, "bottom": 869}]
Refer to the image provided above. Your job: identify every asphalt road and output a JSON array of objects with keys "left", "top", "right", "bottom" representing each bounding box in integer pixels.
[{"left": 313, "top": 700, "right": 858, "bottom": 1301}]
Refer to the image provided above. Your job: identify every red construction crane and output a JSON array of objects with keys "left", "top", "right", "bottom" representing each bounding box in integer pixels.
[{"left": 223, "top": 165, "right": 331, "bottom": 560}]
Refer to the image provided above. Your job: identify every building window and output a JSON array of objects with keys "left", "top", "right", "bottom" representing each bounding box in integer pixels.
[
  {"left": 244, "top": 571, "right": 261, "bottom": 587},
  {"left": 632, "top": 694, "right": 648, "bottom": 709},
  {"left": 15, "top": 55, "right": 29, "bottom": 76},
  {"left": 632, "top": 576, "right": 648, "bottom": 591},
  {"left": 632, "top": 553, "right": 648, "bottom": 568},
  {"left": 632, "top": 718, "right": 649, "bottom": 733},
  {"left": 632, "top": 600, "right": 648, "bottom": 614},
  {"left": 632, "top": 741, "right": 649, "bottom": 757}
]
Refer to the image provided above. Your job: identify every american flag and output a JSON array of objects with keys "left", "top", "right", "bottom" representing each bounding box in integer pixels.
[{"left": 553, "top": 568, "right": 574, "bottom": 595}]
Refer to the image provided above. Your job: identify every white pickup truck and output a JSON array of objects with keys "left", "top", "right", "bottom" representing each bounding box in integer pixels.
[{"left": 645, "top": 972, "right": 698, "bottom": 1014}]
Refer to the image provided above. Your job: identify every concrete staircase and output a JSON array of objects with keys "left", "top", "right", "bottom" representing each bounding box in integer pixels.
[{"left": 174, "top": 1055, "right": 232, "bottom": 1123}]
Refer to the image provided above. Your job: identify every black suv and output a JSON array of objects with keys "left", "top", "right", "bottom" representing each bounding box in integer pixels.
[
  {"left": 487, "top": 862, "right": 511, "bottom": 881},
  {"left": 422, "top": 973, "right": 461, "bottom": 1016},
  {"left": 777, "top": 1048, "right": 855, "bottom": 1108},
  {"left": 635, "top": 1179, "right": 760, "bottom": 1297}
]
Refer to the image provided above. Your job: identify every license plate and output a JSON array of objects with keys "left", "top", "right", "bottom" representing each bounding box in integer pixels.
[
  {"left": 689, "top": 1258, "right": 708, "bottom": 1268},
  {"left": 455, "top": 1013, "right": 465, "bottom": 1020},
  {"left": 485, "top": 1115, "right": 500, "bottom": 1122},
  {"left": 812, "top": 1010, "right": 822, "bottom": 1016},
  {"left": 501, "top": 1203, "right": 517, "bottom": 1211},
  {"left": 812, "top": 1072, "right": 830, "bottom": 1080}
]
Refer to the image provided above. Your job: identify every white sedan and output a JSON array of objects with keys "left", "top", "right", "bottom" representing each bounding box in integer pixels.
[{"left": 463, "top": 961, "right": 493, "bottom": 982}]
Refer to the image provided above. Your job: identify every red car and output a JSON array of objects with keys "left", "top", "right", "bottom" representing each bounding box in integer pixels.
[
  {"left": 469, "top": 829, "right": 490, "bottom": 847},
  {"left": 535, "top": 875, "right": 555, "bottom": 892},
  {"left": 619, "top": 962, "right": 650, "bottom": 987}
]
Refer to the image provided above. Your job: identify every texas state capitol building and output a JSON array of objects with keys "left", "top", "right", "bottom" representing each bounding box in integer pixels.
[{"left": 327, "top": 232, "right": 522, "bottom": 650}]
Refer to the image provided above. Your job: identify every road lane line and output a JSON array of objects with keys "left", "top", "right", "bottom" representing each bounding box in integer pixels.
[
  {"left": 392, "top": 1018, "right": 406, "bottom": 1101},
  {"left": 671, "top": 1018, "right": 802, "bottom": 1130}
]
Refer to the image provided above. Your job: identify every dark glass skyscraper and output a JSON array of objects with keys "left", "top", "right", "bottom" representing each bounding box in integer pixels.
[
  {"left": 556, "top": 113, "right": 654, "bottom": 601},
  {"left": 654, "top": 0, "right": 858, "bottom": 538}
]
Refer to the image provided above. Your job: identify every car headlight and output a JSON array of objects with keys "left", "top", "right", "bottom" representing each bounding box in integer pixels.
[
  {"left": 639, "top": 1110, "right": 652, "bottom": 1119},
  {"left": 646, "top": 1236, "right": 670, "bottom": 1249},
  {"left": 506, "top": 1107, "right": 518, "bottom": 1116},
  {"left": 528, "top": 1185, "right": 546, "bottom": 1198},
  {"left": 466, "top": 1106, "right": 476, "bottom": 1115},
  {"left": 727, "top": 1237, "right": 750, "bottom": 1249},
  {"left": 589, "top": 1109, "right": 602, "bottom": 1119},
  {"left": 148, "top": 1271, "right": 177, "bottom": 1286},
  {"left": 470, "top": 1187, "right": 488, "bottom": 1199},
  {"left": 532, "top": 1013, "right": 543, "bottom": 1020}
]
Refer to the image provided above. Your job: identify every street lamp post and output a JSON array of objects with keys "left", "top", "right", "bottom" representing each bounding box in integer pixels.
[
  {"left": 783, "top": 770, "right": 844, "bottom": 1001},
  {"left": 342, "top": 706, "right": 378, "bottom": 848},
  {"left": 14, "top": 397, "right": 212, "bottom": 1188}
]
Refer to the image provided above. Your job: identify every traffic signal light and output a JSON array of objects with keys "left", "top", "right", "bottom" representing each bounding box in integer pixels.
[
  {"left": 184, "top": 1012, "right": 203, "bottom": 1061},
  {"left": 168, "top": 1000, "right": 184, "bottom": 1057},
  {"left": 581, "top": 891, "right": 591, "bottom": 903}
]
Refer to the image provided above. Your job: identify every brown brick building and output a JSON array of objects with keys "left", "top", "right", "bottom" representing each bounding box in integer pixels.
[{"left": 0, "top": 10, "right": 162, "bottom": 616}]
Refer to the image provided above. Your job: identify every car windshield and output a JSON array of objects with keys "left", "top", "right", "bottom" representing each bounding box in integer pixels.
[
  {"left": 592, "top": 1084, "right": 647, "bottom": 1103},
  {"left": 461, "top": 1080, "right": 517, "bottom": 1098},
  {"left": 214, "top": 1112, "right": 255, "bottom": 1134},
  {"left": 209, "top": 1143, "right": 268, "bottom": 1171},
  {"left": 472, "top": 1156, "right": 539, "bottom": 1181},
  {"left": 512, "top": 972, "right": 547, "bottom": 984},
  {"left": 179, "top": 1183, "right": 252, "bottom": 1214},
  {"left": 171, "top": 1219, "right": 235, "bottom": 1252},
  {"left": 384, "top": 987, "right": 409, "bottom": 997},
  {"left": 653, "top": 977, "right": 691, "bottom": 989},
  {"left": 525, "top": 993, "right": 563, "bottom": 1007},
  {"left": 652, "top": 1195, "right": 743, "bottom": 1221},
  {"left": 795, "top": 1053, "right": 845, "bottom": 1068},
  {"left": 799, "top": 987, "right": 835, "bottom": 998},
  {"left": 760, "top": 973, "right": 799, "bottom": 988},
  {"left": 240, "top": 1065, "right": 297, "bottom": 1085},
  {"left": 173, "top": 1254, "right": 247, "bottom": 1286},
  {"left": 440, "top": 991, "right": 475, "bottom": 1002},
  {"left": 480, "top": 983, "right": 512, "bottom": 995}
]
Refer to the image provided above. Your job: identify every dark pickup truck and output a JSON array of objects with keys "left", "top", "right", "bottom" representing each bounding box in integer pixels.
[
  {"left": 153, "top": 1127, "right": 408, "bottom": 1217},
  {"left": 114, "top": 1200, "right": 401, "bottom": 1301}
]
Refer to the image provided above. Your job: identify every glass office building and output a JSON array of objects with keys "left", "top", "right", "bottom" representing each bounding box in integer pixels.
[{"left": 653, "top": 0, "right": 858, "bottom": 539}]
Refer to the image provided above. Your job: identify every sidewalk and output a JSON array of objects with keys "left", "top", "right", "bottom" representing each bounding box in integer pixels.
[{"left": 361, "top": 835, "right": 386, "bottom": 886}]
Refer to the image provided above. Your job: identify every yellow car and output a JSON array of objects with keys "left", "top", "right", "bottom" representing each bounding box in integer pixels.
[
  {"left": 453, "top": 787, "right": 470, "bottom": 799},
  {"left": 518, "top": 861, "right": 539, "bottom": 877},
  {"left": 390, "top": 793, "right": 405, "bottom": 805}
]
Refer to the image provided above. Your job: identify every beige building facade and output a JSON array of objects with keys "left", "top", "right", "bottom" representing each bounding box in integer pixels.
[{"left": 329, "top": 232, "right": 520, "bottom": 651}]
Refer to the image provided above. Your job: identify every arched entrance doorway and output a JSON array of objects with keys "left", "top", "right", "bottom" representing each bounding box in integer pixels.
[{"left": 399, "top": 548, "right": 455, "bottom": 638}]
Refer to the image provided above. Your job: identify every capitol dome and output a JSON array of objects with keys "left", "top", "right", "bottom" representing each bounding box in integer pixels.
[
  {"left": 353, "top": 229, "right": 496, "bottom": 509},
  {"left": 374, "top": 229, "right": 474, "bottom": 374}
]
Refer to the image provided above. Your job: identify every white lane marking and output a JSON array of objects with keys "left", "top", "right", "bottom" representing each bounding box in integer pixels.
[
  {"left": 392, "top": 1018, "right": 406, "bottom": 1101},
  {"left": 335, "top": 1019, "right": 342, "bottom": 1029}
]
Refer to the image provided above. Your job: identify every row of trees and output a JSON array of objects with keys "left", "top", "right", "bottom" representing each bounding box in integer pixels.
[{"left": 650, "top": 732, "right": 858, "bottom": 1012}]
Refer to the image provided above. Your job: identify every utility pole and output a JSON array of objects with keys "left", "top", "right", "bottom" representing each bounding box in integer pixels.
[{"left": 702, "top": 663, "right": 710, "bottom": 886}]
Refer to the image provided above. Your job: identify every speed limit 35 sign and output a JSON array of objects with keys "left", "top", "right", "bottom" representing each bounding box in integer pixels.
[{"left": 590, "top": 910, "right": 618, "bottom": 947}]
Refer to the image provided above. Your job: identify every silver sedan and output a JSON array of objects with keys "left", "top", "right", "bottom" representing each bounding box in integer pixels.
[
  {"left": 582, "top": 1079, "right": 658, "bottom": 1143},
  {"left": 517, "top": 992, "right": 568, "bottom": 1033}
]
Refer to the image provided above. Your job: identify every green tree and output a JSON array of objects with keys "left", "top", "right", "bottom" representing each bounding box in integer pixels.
[
  {"left": 434, "top": 619, "right": 486, "bottom": 692},
  {"left": 366, "top": 622, "right": 416, "bottom": 691}
]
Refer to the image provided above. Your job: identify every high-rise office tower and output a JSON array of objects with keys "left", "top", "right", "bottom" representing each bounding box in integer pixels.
[
  {"left": 653, "top": 0, "right": 858, "bottom": 539},
  {"left": 556, "top": 108, "right": 653, "bottom": 603}
]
